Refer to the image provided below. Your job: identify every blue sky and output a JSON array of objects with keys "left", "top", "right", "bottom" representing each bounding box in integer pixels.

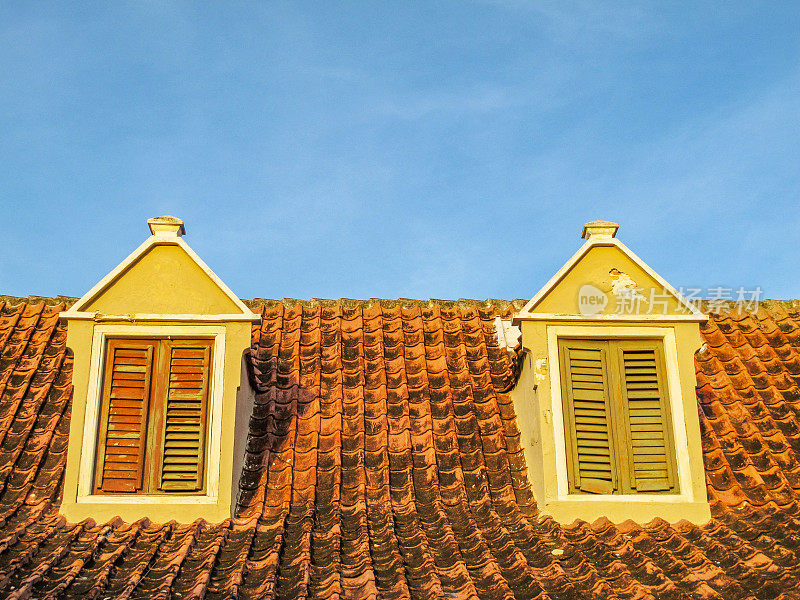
[{"left": 1, "top": 2, "right": 799, "bottom": 302}]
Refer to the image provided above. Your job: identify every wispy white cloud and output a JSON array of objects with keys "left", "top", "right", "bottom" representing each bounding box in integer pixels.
[
  {"left": 476, "top": 0, "right": 659, "bottom": 40},
  {"left": 375, "top": 86, "right": 519, "bottom": 120}
]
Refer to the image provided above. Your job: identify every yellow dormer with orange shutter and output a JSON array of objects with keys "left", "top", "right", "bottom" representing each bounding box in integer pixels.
[{"left": 60, "top": 216, "right": 260, "bottom": 523}]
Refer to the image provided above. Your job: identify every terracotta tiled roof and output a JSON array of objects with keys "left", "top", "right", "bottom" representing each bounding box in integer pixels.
[{"left": 2, "top": 297, "right": 800, "bottom": 598}]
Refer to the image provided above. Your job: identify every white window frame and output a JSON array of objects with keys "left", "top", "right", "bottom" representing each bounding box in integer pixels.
[
  {"left": 76, "top": 324, "right": 226, "bottom": 505},
  {"left": 547, "top": 325, "right": 697, "bottom": 504}
]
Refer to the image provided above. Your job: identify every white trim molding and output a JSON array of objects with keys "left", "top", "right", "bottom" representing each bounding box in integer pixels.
[
  {"left": 521, "top": 313, "right": 707, "bottom": 322},
  {"left": 546, "top": 325, "right": 698, "bottom": 505},
  {"left": 76, "top": 324, "right": 226, "bottom": 505},
  {"left": 60, "top": 311, "right": 261, "bottom": 322}
]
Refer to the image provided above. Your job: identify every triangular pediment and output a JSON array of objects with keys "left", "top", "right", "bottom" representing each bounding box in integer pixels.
[
  {"left": 63, "top": 234, "right": 258, "bottom": 320},
  {"left": 515, "top": 236, "right": 705, "bottom": 321}
]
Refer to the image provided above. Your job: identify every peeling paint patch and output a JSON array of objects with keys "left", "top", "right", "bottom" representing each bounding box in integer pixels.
[{"left": 609, "top": 268, "right": 648, "bottom": 303}]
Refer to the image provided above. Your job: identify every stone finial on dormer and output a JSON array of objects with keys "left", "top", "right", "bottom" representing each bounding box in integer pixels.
[
  {"left": 148, "top": 215, "right": 186, "bottom": 237},
  {"left": 581, "top": 220, "right": 619, "bottom": 240}
]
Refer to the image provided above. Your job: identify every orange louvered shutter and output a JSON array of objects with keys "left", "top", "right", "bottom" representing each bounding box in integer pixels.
[
  {"left": 95, "top": 340, "right": 155, "bottom": 493},
  {"left": 155, "top": 340, "right": 212, "bottom": 492}
]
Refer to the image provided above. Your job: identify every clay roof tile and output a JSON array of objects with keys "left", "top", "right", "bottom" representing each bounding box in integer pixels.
[{"left": 3, "top": 298, "right": 800, "bottom": 597}]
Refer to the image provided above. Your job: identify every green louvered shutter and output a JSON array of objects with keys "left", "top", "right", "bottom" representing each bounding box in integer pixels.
[
  {"left": 155, "top": 340, "right": 212, "bottom": 492},
  {"left": 95, "top": 341, "right": 155, "bottom": 493},
  {"left": 559, "top": 340, "right": 618, "bottom": 494},
  {"left": 615, "top": 341, "right": 677, "bottom": 492}
]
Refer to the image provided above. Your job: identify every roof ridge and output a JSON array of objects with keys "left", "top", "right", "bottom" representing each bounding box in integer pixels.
[
  {"left": 244, "top": 297, "right": 529, "bottom": 310},
  {"left": 4, "top": 294, "right": 800, "bottom": 315},
  {"left": 0, "top": 295, "right": 78, "bottom": 307}
]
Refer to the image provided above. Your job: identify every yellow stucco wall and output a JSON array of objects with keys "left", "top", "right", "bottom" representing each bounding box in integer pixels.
[
  {"left": 535, "top": 244, "right": 685, "bottom": 316},
  {"left": 84, "top": 244, "right": 241, "bottom": 315}
]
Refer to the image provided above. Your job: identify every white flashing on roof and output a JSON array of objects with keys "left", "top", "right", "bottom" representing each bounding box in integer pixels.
[{"left": 493, "top": 316, "right": 521, "bottom": 350}]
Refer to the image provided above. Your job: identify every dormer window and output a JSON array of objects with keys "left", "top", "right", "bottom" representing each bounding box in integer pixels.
[
  {"left": 559, "top": 337, "right": 677, "bottom": 495},
  {"left": 60, "top": 216, "right": 260, "bottom": 523},
  {"left": 510, "top": 220, "right": 711, "bottom": 523},
  {"left": 94, "top": 337, "right": 213, "bottom": 494}
]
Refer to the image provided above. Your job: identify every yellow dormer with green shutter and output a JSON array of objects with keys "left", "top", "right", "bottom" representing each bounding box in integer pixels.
[{"left": 510, "top": 220, "right": 711, "bottom": 524}]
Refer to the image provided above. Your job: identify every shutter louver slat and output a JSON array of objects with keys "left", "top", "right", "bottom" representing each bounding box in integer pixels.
[
  {"left": 96, "top": 343, "right": 154, "bottom": 493},
  {"left": 619, "top": 346, "right": 676, "bottom": 492},
  {"left": 561, "top": 343, "right": 617, "bottom": 494},
  {"left": 157, "top": 342, "right": 211, "bottom": 492}
]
